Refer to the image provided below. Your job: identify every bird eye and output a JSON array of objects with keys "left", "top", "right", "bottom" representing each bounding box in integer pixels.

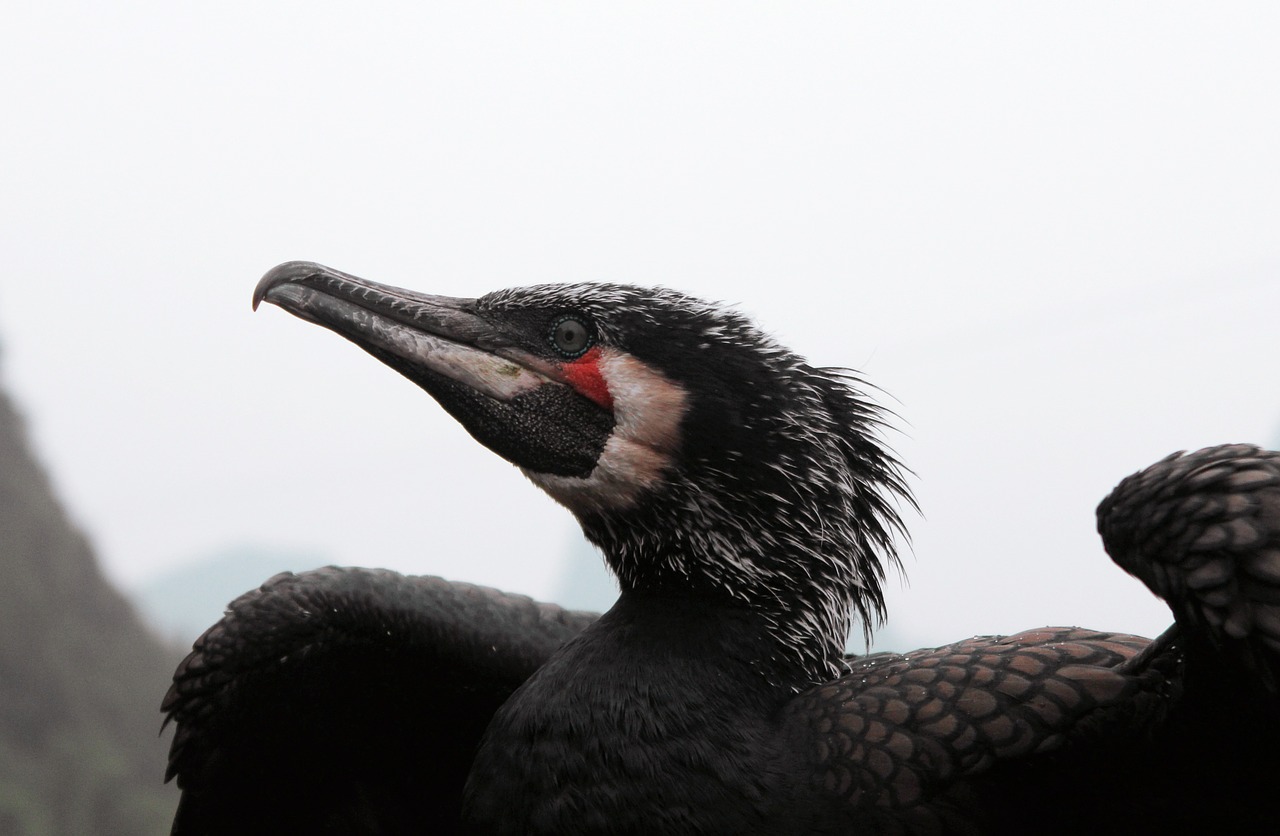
[{"left": 549, "top": 315, "right": 593, "bottom": 358}]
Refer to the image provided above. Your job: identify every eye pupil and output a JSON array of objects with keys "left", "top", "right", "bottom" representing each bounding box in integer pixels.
[{"left": 550, "top": 316, "right": 591, "bottom": 357}]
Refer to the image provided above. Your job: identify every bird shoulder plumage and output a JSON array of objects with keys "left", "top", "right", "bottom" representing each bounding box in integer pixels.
[{"left": 163, "top": 567, "right": 595, "bottom": 834}]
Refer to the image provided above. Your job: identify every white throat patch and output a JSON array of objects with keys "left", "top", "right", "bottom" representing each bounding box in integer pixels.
[{"left": 525, "top": 349, "right": 688, "bottom": 516}]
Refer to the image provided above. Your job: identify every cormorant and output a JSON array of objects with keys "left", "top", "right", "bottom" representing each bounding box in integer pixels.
[{"left": 163, "top": 262, "right": 1280, "bottom": 834}]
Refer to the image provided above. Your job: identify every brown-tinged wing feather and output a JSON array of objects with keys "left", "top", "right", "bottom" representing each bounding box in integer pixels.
[
  {"left": 783, "top": 628, "right": 1166, "bottom": 832},
  {"left": 1098, "top": 443, "right": 1280, "bottom": 686}
]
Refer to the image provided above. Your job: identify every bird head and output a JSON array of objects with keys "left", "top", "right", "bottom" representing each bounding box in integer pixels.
[{"left": 254, "top": 261, "right": 912, "bottom": 684}]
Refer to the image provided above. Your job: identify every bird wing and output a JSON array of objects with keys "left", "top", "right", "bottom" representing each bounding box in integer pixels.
[
  {"left": 1098, "top": 443, "right": 1280, "bottom": 686},
  {"left": 782, "top": 627, "right": 1174, "bottom": 831},
  {"left": 162, "top": 567, "right": 598, "bottom": 835}
]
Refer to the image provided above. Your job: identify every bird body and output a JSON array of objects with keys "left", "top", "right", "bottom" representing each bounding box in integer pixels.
[
  {"left": 465, "top": 594, "right": 796, "bottom": 834},
  {"left": 162, "top": 262, "right": 1280, "bottom": 834},
  {"left": 465, "top": 606, "right": 1174, "bottom": 836}
]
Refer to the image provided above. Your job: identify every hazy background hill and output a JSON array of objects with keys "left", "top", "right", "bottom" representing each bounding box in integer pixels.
[
  {"left": 132, "top": 546, "right": 329, "bottom": 647},
  {"left": 0, "top": 384, "right": 180, "bottom": 835}
]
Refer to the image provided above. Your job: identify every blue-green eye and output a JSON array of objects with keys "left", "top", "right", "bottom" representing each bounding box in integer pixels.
[{"left": 549, "top": 315, "right": 592, "bottom": 358}]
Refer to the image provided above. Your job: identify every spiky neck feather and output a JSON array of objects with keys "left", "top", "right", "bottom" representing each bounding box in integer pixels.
[
  {"left": 482, "top": 284, "right": 914, "bottom": 691},
  {"left": 584, "top": 366, "right": 910, "bottom": 689}
]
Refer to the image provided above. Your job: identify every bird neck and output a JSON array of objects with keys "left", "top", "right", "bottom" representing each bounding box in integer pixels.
[{"left": 579, "top": 483, "right": 863, "bottom": 691}]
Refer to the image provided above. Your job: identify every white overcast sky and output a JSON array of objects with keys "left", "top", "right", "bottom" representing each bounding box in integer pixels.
[{"left": 1, "top": 3, "right": 1278, "bottom": 650}]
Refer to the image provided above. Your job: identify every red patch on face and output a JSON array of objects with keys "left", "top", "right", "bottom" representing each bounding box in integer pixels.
[{"left": 561, "top": 346, "right": 614, "bottom": 411}]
